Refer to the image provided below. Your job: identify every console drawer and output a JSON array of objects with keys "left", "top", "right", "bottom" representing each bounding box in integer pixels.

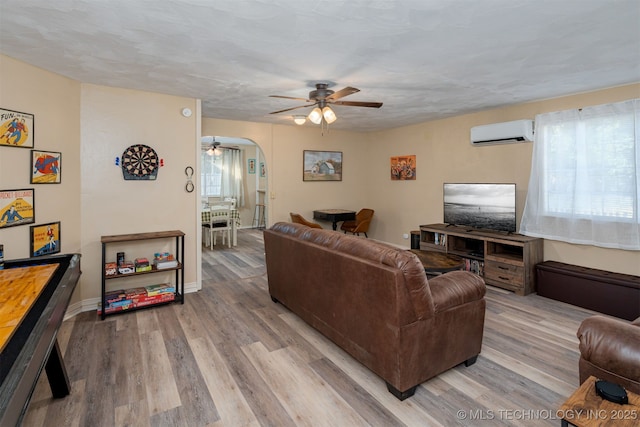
[{"left": 484, "top": 261, "right": 524, "bottom": 287}]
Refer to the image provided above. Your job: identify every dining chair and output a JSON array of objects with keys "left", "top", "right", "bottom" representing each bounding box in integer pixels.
[
  {"left": 340, "top": 208, "right": 374, "bottom": 237},
  {"left": 290, "top": 212, "right": 323, "bottom": 229},
  {"left": 204, "top": 201, "right": 233, "bottom": 249},
  {"left": 223, "top": 197, "right": 237, "bottom": 209}
]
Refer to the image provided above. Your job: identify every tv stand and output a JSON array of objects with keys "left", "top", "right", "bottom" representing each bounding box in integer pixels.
[{"left": 418, "top": 223, "right": 543, "bottom": 295}]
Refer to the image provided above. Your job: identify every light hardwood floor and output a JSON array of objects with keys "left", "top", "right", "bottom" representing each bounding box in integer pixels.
[{"left": 23, "top": 229, "right": 598, "bottom": 426}]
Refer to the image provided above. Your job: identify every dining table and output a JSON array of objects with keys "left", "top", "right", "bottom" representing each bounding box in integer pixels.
[
  {"left": 313, "top": 209, "right": 356, "bottom": 231},
  {"left": 202, "top": 207, "right": 241, "bottom": 246}
]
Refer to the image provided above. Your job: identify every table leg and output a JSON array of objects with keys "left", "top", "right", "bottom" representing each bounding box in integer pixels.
[
  {"left": 233, "top": 221, "right": 237, "bottom": 246},
  {"left": 45, "top": 339, "right": 71, "bottom": 398},
  {"left": 332, "top": 221, "right": 338, "bottom": 231}
]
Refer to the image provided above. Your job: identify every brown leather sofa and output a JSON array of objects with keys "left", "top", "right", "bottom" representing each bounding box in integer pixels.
[
  {"left": 264, "top": 222, "right": 486, "bottom": 400},
  {"left": 577, "top": 315, "right": 640, "bottom": 394}
]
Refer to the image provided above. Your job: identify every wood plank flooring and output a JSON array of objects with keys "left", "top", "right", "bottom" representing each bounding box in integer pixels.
[{"left": 22, "top": 229, "right": 600, "bottom": 426}]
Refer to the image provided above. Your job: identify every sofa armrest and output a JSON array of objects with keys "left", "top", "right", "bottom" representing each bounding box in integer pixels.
[
  {"left": 428, "top": 271, "right": 486, "bottom": 313},
  {"left": 577, "top": 315, "right": 640, "bottom": 382}
]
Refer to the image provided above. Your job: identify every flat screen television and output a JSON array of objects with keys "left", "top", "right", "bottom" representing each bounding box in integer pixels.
[{"left": 443, "top": 183, "right": 516, "bottom": 233}]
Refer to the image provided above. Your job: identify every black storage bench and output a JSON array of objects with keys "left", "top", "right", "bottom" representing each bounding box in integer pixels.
[{"left": 536, "top": 261, "right": 640, "bottom": 321}]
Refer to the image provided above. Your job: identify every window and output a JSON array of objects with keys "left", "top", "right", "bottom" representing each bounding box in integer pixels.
[
  {"left": 520, "top": 99, "right": 639, "bottom": 250},
  {"left": 201, "top": 151, "right": 222, "bottom": 198}
]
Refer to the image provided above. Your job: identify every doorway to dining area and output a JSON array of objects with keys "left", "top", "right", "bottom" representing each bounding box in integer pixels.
[{"left": 200, "top": 136, "right": 267, "bottom": 250}]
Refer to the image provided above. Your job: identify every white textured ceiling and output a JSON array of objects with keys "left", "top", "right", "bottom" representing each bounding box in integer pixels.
[{"left": 1, "top": 0, "right": 639, "bottom": 132}]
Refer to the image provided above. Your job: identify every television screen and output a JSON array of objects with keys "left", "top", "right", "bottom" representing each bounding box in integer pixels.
[{"left": 443, "top": 183, "right": 516, "bottom": 233}]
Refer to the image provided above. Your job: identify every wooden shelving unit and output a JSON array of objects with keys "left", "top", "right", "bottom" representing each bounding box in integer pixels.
[
  {"left": 100, "top": 230, "right": 185, "bottom": 320},
  {"left": 419, "top": 223, "right": 543, "bottom": 295}
]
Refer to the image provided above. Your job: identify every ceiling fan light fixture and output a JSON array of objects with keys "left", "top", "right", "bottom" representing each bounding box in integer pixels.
[
  {"left": 308, "top": 107, "right": 323, "bottom": 125},
  {"left": 293, "top": 115, "right": 306, "bottom": 125},
  {"left": 322, "top": 106, "right": 337, "bottom": 124}
]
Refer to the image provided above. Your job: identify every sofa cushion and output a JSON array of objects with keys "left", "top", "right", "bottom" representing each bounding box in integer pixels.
[
  {"left": 271, "top": 222, "right": 434, "bottom": 319},
  {"left": 429, "top": 271, "right": 486, "bottom": 313}
]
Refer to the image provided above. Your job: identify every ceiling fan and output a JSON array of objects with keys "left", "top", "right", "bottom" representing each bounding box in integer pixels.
[{"left": 268, "top": 83, "right": 383, "bottom": 126}]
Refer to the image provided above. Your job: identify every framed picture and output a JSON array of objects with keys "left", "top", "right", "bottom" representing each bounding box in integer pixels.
[
  {"left": 31, "top": 150, "right": 62, "bottom": 184},
  {"left": 0, "top": 189, "right": 35, "bottom": 228},
  {"left": 30, "top": 221, "right": 61, "bottom": 257},
  {"left": 0, "top": 108, "right": 34, "bottom": 148},
  {"left": 391, "top": 155, "right": 416, "bottom": 180},
  {"left": 303, "top": 150, "right": 343, "bottom": 182},
  {"left": 260, "top": 162, "right": 266, "bottom": 177},
  {"left": 248, "top": 158, "right": 256, "bottom": 174}
]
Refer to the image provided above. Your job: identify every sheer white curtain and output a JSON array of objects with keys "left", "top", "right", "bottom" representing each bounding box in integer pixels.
[
  {"left": 220, "top": 149, "right": 244, "bottom": 208},
  {"left": 520, "top": 99, "right": 640, "bottom": 250}
]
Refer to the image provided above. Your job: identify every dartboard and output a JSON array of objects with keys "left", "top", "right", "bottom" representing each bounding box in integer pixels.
[{"left": 121, "top": 144, "right": 159, "bottom": 180}]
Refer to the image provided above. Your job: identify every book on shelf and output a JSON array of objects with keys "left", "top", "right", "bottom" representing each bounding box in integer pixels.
[
  {"left": 99, "top": 284, "right": 176, "bottom": 314},
  {"left": 153, "top": 252, "right": 178, "bottom": 269},
  {"left": 463, "top": 258, "right": 484, "bottom": 276},
  {"left": 434, "top": 233, "right": 447, "bottom": 246},
  {"left": 135, "top": 257, "right": 151, "bottom": 272},
  {"left": 117, "top": 261, "right": 135, "bottom": 274}
]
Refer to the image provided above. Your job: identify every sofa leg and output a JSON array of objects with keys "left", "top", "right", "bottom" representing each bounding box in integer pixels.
[
  {"left": 386, "top": 382, "right": 417, "bottom": 401},
  {"left": 464, "top": 355, "right": 478, "bottom": 367},
  {"left": 270, "top": 295, "right": 279, "bottom": 304}
]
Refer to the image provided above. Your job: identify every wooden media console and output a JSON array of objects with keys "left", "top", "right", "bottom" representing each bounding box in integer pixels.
[{"left": 419, "top": 223, "right": 543, "bottom": 295}]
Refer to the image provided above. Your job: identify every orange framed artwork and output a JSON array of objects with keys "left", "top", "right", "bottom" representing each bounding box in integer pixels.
[
  {"left": 30, "top": 221, "right": 61, "bottom": 257},
  {"left": 390, "top": 155, "right": 416, "bottom": 180},
  {"left": 0, "top": 108, "right": 34, "bottom": 148}
]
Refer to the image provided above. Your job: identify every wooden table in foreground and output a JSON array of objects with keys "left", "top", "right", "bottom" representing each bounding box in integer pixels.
[
  {"left": 0, "top": 254, "right": 81, "bottom": 427},
  {"left": 313, "top": 209, "right": 356, "bottom": 231},
  {"left": 558, "top": 376, "right": 639, "bottom": 427},
  {"left": 410, "top": 249, "right": 464, "bottom": 277}
]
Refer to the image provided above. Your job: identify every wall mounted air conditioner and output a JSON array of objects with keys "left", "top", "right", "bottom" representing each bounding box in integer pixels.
[{"left": 470, "top": 119, "right": 534, "bottom": 146}]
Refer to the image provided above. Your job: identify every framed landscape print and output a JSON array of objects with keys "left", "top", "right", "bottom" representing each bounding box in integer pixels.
[
  {"left": 303, "top": 150, "right": 343, "bottom": 181},
  {"left": 30, "top": 221, "right": 61, "bottom": 257},
  {"left": 31, "top": 150, "right": 62, "bottom": 183},
  {"left": 0, "top": 188, "right": 35, "bottom": 228},
  {"left": 390, "top": 155, "right": 416, "bottom": 180},
  {"left": 0, "top": 108, "right": 34, "bottom": 148}
]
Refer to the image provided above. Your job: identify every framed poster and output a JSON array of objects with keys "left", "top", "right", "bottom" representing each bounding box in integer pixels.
[
  {"left": 248, "top": 158, "right": 256, "bottom": 174},
  {"left": 0, "top": 188, "right": 35, "bottom": 228},
  {"left": 303, "top": 150, "right": 342, "bottom": 181},
  {"left": 260, "top": 162, "right": 266, "bottom": 177},
  {"left": 31, "top": 150, "right": 62, "bottom": 184},
  {"left": 30, "top": 221, "right": 61, "bottom": 257},
  {"left": 390, "top": 155, "right": 416, "bottom": 180},
  {"left": 0, "top": 108, "right": 34, "bottom": 148}
]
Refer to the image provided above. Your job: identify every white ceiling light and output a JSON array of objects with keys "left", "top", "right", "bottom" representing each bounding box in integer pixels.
[
  {"left": 293, "top": 115, "right": 306, "bottom": 125},
  {"left": 308, "top": 107, "right": 323, "bottom": 125},
  {"left": 322, "top": 106, "right": 337, "bottom": 124}
]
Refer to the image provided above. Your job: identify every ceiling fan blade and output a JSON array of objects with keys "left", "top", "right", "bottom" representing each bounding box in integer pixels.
[
  {"left": 331, "top": 100, "right": 383, "bottom": 108},
  {"left": 269, "top": 95, "right": 310, "bottom": 101},
  {"left": 269, "top": 103, "right": 317, "bottom": 114},
  {"left": 326, "top": 86, "right": 360, "bottom": 101}
]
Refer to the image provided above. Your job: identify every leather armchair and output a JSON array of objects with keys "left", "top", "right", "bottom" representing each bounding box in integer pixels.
[
  {"left": 289, "top": 212, "right": 322, "bottom": 229},
  {"left": 576, "top": 315, "right": 640, "bottom": 394},
  {"left": 340, "top": 208, "right": 374, "bottom": 237}
]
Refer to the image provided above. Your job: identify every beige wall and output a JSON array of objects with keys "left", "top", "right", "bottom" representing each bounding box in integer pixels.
[
  {"left": 203, "top": 118, "right": 370, "bottom": 228},
  {"left": 0, "top": 55, "right": 82, "bottom": 303},
  {"left": 2, "top": 53, "right": 638, "bottom": 316},
  {"left": 207, "top": 84, "right": 640, "bottom": 276},
  {"left": 369, "top": 84, "right": 640, "bottom": 275},
  {"left": 80, "top": 84, "right": 199, "bottom": 303}
]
